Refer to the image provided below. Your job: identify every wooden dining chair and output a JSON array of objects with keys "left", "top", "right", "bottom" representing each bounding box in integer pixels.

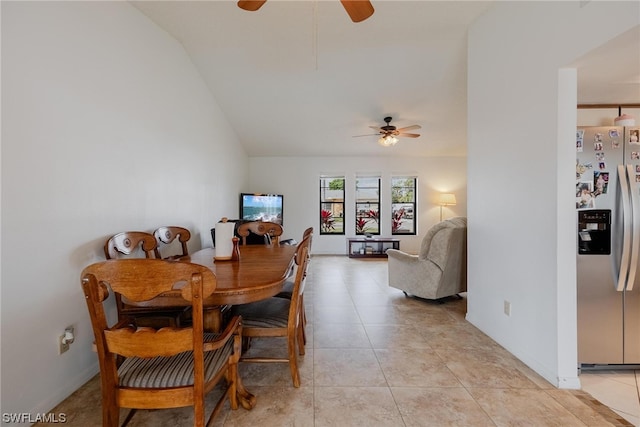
[
  {"left": 236, "top": 221, "right": 283, "bottom": 246},
  {"left": 104, "top": 231, "right": 188, "bottom": 327},
  {"left": 302, "top": 226, "right": 314, "bottom": 242},
  {"left": 231, "top": 245, "right": 310, "bottom": 388},
  {"left": 276, "top": 228, "right": 313, "bottom": 345},
  {"left": 153, "top": 226, "right": 191, "bottom": 260},
  {"left": 104, "top": 231, "right": 157, "bottom": 260},
  {"left": 81, "top": 259, "right": 243, "bottom": 427}
]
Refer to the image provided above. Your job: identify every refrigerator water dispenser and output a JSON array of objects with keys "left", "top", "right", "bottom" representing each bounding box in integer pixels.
[{"left": 578, "top": 209, "right": 611, "bottom": 255}]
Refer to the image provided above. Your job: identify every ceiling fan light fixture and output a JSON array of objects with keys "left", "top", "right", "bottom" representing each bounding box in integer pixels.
[
  {"left": 354, "top": 117, "right": 420, "bottom": 146},
  {"left": 378, "top": 135, "right": 398, "bottom": 147}
]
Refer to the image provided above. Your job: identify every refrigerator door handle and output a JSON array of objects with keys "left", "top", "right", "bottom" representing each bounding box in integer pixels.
[
  {"left": 625, "top": 164, "right": 639, "bottom": 291},
  {"left": 616, "top": 164, "right": 632, "bottom": 292}
]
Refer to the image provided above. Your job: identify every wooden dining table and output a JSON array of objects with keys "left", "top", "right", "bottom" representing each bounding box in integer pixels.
[
  {"left": 148, "top": 245, "right": 296, "bottom": 326},
  {"left": 178, "top": 245, "right": 297, "bottom": 330},
  {"left": 141, "top": 244, "right": 296, "bottom": 409}
]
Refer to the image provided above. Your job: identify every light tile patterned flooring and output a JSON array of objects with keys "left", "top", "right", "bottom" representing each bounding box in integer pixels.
[
  {"left": 580, "top": 369, "right": 639, "bottom": 426},
  {"left": 40, "top": 256, "right": 637, "bottom": 426}
]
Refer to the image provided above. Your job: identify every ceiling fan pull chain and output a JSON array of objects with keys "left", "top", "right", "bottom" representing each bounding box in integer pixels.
[{"left": 312, "top": 1, "right": 319, "bottom": 70}]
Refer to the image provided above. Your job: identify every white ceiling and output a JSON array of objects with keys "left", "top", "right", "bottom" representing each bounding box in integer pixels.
[
  {"left": 131, "top": 1, "right": 640, "bottom": 158},
  {"left": 572, "top": 25, "right": 640, "bottom": 106}
]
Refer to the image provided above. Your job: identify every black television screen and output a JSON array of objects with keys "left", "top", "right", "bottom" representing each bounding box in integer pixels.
[{"left": 240, "top": 193, "right": 283, "bottom": 225}]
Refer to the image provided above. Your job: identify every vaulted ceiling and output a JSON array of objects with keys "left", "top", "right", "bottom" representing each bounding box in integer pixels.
[{"left": 131, "top": 1, "right": 640, "bottom": 158}]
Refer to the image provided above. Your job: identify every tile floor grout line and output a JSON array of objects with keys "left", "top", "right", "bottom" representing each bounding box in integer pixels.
[{"left": 40, "top": 256, "right": 638, "bottom": 426}]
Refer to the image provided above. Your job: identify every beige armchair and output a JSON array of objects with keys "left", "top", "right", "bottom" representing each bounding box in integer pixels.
[{"left": 387, "top": 217, "right": 467, "bottom": 300}]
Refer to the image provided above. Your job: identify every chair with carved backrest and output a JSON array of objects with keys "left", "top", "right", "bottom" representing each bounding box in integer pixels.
[
  {"left": 153, "top": 226, "right": 191, "bottom": 260},
  {"left": 104, "top": 231, "right": 157, "bottom": 260},
  {"left": 81, "top": 259, "right": 243, "bottom": 427},
  {"left": 231, "top": 244, "right": 310, "bottom": 387},
  {"left": 276, "top": 227, "right": 313, "bottom": 345},
  {"left": 103, "top": 231, "right": 188, "bottom": 327},
  {"left": 236, "top": 221, "right": 283, "bottom": 246}
]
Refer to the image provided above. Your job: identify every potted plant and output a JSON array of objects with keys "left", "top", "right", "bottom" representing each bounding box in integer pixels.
[
  {"left": 392, "top": 207, "right": 405, "bottom": 233},
  {"left": 355, "top": 217, "right": 370, "bottom": 234},
  {"left": 321, "top": 209, "right": 335, "bottom": 233}
]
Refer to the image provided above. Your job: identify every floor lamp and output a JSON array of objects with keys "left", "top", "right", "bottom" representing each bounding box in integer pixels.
[{"left": 438, "top": 193, "right": 457, "bottom": 221}]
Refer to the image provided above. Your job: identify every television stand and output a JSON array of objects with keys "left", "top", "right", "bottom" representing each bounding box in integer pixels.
[{"left": 347, "top": 237, "right": 400, "bottom": 258}]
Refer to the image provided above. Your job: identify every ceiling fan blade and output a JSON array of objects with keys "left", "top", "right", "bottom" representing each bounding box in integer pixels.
[
  {"left": 398, "top": 133, "right": 420, "bottom": 138},
  {"left": 353, "top": 133, "right": 379, "bottom": 138},
  {"left": 238, "top": 0, "right": 266, "bottom": 12},
  {"left": 396, "top": 124, "right": 421, "bottom": 132},
  {"left": 340, "top": 0, "right": 374, "bottom": 23}
]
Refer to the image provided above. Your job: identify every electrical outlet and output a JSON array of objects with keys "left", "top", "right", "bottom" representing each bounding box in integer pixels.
[
  {"left": 504, "top": 300, "right": 511, "bottom": 316},
  {"left": 58, "top": 325, "right": 75, "bottom": 355},
  {"left": 58, "top": 334, "right": 70, "bottom": 354}
]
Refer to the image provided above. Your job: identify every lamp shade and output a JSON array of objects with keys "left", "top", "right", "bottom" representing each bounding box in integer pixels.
[
  {"left": 614, "top": 114, "right": 636, "bottom": 127},
  {"left": 438, "top": 193, "right": 457, "bottom": 206}
]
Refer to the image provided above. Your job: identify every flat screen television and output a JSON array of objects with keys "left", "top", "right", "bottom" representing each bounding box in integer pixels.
[{"left": 240, "top": 193, "right": 283, "bottom": 225}]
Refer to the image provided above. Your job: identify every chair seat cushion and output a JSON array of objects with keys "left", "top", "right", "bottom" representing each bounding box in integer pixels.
[
  {"left": 118, "top": 333, "right": 233, "bottom": 388},
  {"left": 275, "top": 278, "right": 294, "bottom": 299},
  {"left": 232, "top": 298, "right": 290, "bottom": 328}
]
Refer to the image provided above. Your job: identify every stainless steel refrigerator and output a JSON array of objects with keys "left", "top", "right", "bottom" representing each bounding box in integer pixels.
[{"left": 577, "top": 125, "right": 640, "bottom": 367}]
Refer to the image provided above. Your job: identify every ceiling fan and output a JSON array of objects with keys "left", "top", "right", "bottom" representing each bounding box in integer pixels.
[
  {"left": 354, "top": 117, "right": 421, "bottom": 147},
  {"left": 237, "top": 1, "right": 374, "bottom": 23}
]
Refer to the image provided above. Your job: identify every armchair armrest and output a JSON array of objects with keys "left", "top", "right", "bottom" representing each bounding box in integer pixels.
[{"left": 386, "top": 249, "right": 419, "bottom": 263}]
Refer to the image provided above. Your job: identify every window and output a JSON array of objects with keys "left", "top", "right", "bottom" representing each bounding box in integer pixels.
[
  {"left": 391, "top": 176, "right": 417, "bottom": 235},
  {"left": 319, "top": 176, "right": 345, "bottom": 234},
  {"left": 355, "top": 176, "right": 380, "bottom": 235}
]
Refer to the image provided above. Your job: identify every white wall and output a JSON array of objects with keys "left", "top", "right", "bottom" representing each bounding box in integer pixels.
[
  {"left": 1, "top": 1, "right": 248, "bottom": 418},
  {"left": 248, "top": 156, "right": 466, "bottom": 254},
  {"left": 578, "top": 108, "right": 640, "bottom": 126},
  {"left": 467, "top": 1, "right": 639, "bottom": 388}
]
